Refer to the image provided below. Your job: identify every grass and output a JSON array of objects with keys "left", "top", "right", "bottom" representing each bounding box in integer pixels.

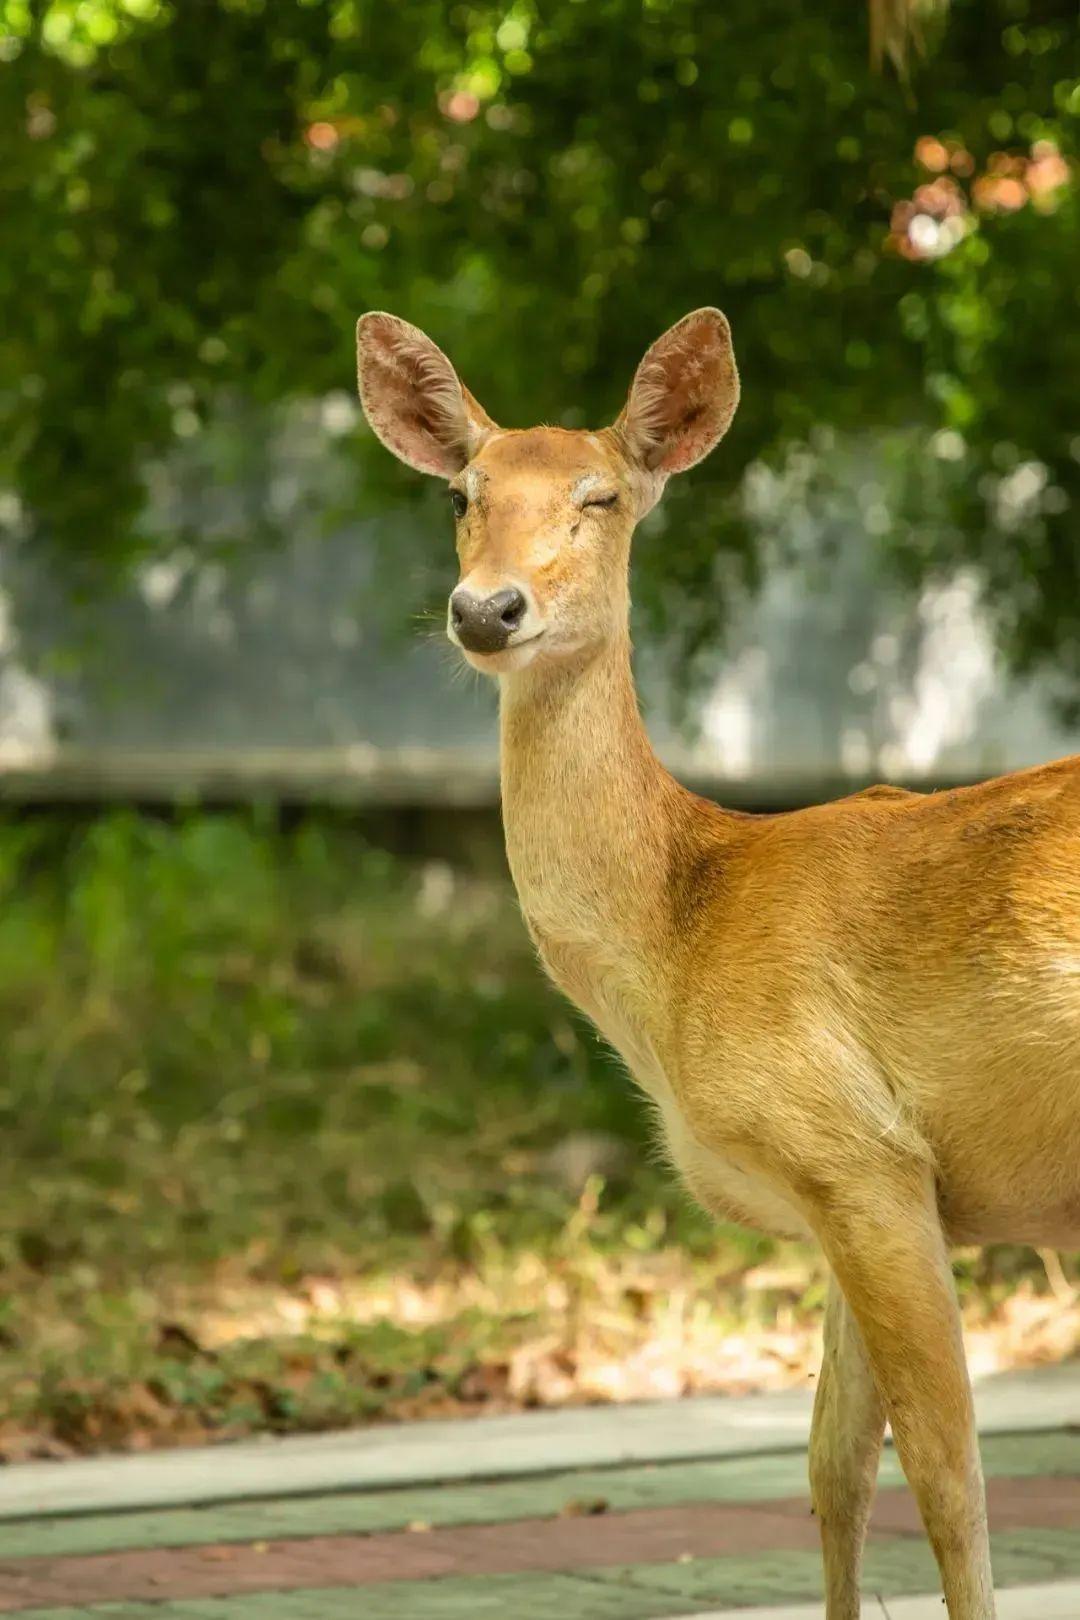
[{"left": 0, "top": 810, "right": 1075, "bottom": 1458}]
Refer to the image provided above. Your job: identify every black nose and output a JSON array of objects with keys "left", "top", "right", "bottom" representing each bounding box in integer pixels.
[{"left": 450, "top": 586, "right": 527, "bottom": 654}]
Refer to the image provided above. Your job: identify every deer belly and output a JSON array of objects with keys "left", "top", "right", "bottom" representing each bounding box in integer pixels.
[
  {"left": 659, "top": 1100, "right": 812, "bottom": 1240},
  {"left": 534, "top": 937, "right": 810, "bottom": 1238}
]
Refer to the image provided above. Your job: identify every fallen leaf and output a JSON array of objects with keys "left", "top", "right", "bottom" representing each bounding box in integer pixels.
[{"left": 559, "top": 1496, "right": 609, "bottom": 1518}]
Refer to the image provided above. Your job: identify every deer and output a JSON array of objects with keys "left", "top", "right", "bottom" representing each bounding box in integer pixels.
[{"left": 356, "top": 305, "right": 1080, "bottom": 1620}]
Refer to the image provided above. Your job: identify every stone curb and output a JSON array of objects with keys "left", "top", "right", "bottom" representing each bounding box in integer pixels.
[
  {"left": 673, "top": 1577, "right": 1080, "bottom": 1619},
  {"left": 0, "top": 1363, "right": 1075, "bottom": 1523}
]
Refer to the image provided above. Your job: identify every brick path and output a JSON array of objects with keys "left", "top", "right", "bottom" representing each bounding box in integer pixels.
[{"left": 0, "top": 1390, "right": 1078, "bottom": 1617}]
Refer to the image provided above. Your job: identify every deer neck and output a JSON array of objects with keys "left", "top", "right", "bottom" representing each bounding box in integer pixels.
[{"left": 498, "top": 634, "right": 678, "bottom": 1039}]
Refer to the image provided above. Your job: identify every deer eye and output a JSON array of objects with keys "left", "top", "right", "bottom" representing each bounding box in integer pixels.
[
  {"left": 583, "top": 492, "right": 618, "bottom": 510},
  {"left": 450, "top": 490, "right": 468, "bottom": 519}
]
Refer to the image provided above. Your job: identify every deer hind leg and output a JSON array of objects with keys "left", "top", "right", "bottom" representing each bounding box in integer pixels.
[
  {"left": 810, "top": 1275, "right": 886, "bottom": 1620},
  {"left": 807, "top": 1165, "right": 995, "bottom": 1620}
]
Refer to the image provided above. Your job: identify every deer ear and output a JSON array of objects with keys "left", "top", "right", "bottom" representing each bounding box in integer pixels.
[
  {"left": 356, "top": 313, "right": 498, "bottom": 477},
  {"left": 615, "top": 308, "right": 739, "bottom": 476}
]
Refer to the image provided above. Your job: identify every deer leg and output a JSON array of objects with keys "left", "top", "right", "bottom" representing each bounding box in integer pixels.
[
  {"left": 810, "top": 1274, "right": 886, "bottom": 1620},
  {"left": 807, "top": 1169, "right": 994, "bottom": 1620}
]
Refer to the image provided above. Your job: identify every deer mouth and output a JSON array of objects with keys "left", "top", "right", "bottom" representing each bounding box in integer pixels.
[{"left": 460, "top": 628, "right": 547, "bottom": 674}]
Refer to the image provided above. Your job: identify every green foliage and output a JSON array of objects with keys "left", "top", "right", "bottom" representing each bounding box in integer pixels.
[
  {"left": 0, "top": 809, "right": 1065, "bottom": 1453},
  {"left": 0, "top": 810, "right": 659, "bottom": 1265},
  {"left": 0, "top": 809, "right": 727, "bottom": 1450},
  {"left": 1, "top": 1, "right": 1078, "bottom": 679}
]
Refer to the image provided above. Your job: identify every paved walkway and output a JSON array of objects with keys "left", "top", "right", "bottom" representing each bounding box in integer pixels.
[{"left": 0, "top": 1365, "right": 1076, "bottom": 1617}]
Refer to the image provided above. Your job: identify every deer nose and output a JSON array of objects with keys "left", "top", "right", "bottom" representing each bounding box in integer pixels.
[{"left": 449, "top": 586, "right": 527, "bottom": 653}]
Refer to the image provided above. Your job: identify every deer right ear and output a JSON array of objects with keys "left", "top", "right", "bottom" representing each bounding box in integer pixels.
[
  {"left": 356, "top": 313, "right": 498, "bottom": 477},
  {"left": 615, "top": 308, "right": 739, "bottom": 476}
]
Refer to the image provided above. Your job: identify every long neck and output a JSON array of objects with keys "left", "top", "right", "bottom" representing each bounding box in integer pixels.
[{"left": 498, "top": 634, "right": 680, "bottom": 949}]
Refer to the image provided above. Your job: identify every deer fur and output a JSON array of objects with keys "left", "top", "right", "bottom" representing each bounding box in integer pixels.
[{"left": 356, "top": 305, "right": 1080, "bottom": 1619}]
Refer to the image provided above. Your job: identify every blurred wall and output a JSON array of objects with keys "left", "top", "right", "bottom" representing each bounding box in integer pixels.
[{"left": 1, "top": 407, "right": 1075, "bottom": 804}]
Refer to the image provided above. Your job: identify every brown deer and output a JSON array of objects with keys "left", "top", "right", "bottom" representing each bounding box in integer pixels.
[{"left": 356, "top": 305, "right": 1080, "bottom": 1619}]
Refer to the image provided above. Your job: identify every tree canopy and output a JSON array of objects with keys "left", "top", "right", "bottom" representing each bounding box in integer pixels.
[{"left": 1, "top": 1, "right": 1078, "bottom": 686}]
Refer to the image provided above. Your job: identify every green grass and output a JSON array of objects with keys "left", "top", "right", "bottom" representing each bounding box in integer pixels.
[
  {"left": 0, "top": 811, "right": 1071, "bottom": 1457},
  {"left": 0, "top": 810, "right": 755, "bottom": 1454}
]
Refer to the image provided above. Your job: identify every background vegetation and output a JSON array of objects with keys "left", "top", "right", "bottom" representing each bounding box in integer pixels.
[
  {"left": 0, "top": 811, "right": 765, "bottom": 1455},
  {"left": 2, "top": 0, "right": 1079, "bottom": 683},
  {"left": 3, "top": 813, "right": 1075, "bottom": 1459}
]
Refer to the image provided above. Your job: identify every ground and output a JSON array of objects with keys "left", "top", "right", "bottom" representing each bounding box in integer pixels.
[{"left": 1, "top": 1370, "right": 1079, "bottom": 1616}]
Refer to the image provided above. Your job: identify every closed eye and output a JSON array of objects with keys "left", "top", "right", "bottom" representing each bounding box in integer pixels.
[{"left": 583, "top": 492, "right": 618, "bottom": 509}]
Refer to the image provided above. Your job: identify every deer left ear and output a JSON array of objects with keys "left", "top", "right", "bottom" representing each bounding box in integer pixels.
[
  {"left": 356, "top": 312, "right": 498, "bottom": 478},
  {"left": 615, "top": 308, "right": 739, "bottom": 476}
]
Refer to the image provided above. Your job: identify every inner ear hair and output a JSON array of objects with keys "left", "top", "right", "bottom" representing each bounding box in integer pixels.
[
  {"left": 356, "top": 312, "right": 501, "bottom": 478},
  {"left": 616, "top": 307, "right": 739, "bottom": 477}
]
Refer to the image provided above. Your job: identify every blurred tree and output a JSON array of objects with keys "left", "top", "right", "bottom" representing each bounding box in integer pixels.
[
  {"left": 871, "top": 0, "right": 950, "bottom": 73},
  {"left": 0, "top": 1, "right": 1077, "bottom": 689}
]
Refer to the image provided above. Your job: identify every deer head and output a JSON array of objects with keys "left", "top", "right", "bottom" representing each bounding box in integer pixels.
[{"left": 356, "top": 308, "right": 739, "bottom": 674}]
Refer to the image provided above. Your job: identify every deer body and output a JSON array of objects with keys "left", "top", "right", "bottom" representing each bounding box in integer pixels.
[
  {"left": 503, "top": 625, "right": 1080, "bottom": 1254},
  {"left": 356, "top": 305, "right": 1080, "bottom": 1619}
]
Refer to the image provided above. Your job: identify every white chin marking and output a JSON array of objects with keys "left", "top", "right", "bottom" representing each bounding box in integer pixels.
[{"left": 462, "top": 638, "right": 543, "bottom": 675}]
